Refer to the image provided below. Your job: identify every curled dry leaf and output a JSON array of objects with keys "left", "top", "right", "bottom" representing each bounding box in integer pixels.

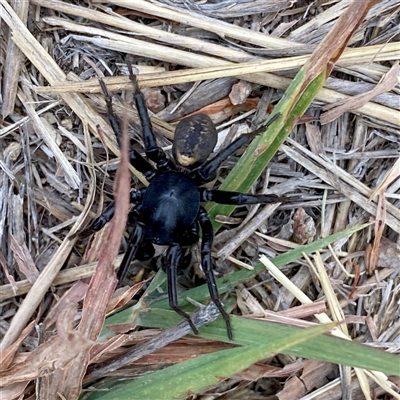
[
  {"left": 375, "top": 237, "right": 400, "bottom": 268},
  {"left": 143, "top": 87, "right": 166, "bottom": 113},
  {"left": 0, "top": 251, "right": 18, "bottom": 292},
  {"left": 0, "top": 306, "right": 93, "bottom": 387},
  {"left": 10, "top": 235, "right": 39, "bottom": 284},
  {"left": 0, "top": 321, "right": 36, "bottom": 372},
  {"left": 229, "top": 79, "right": 253, "bottom": 105},
  {"left": 292, "top": 207, "right": 316, "bottom": 245},
  {"left": 320, "top": 62, "right": 399, "bottom": 124}
]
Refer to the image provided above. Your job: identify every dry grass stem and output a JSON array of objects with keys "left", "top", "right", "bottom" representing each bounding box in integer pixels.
[{"left": 1, "top": 0, "right": 399, "bottom": 399}]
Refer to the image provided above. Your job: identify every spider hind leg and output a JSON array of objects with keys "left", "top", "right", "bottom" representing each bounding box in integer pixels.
[
  {"left": 166, "top": 244, "right": 199, "bottom": 335},
  {"left": 198, "top": 207, "right": 233, "bottom": 340}
]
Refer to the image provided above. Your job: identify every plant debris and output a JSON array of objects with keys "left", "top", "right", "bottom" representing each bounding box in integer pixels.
[{"left": 1, "top": 1, "right": 399, "bottom": 399}]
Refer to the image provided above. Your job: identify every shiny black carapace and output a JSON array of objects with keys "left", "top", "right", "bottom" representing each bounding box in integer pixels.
[{"left": 92, "top": 64, "right": 286, "bottom": 340}]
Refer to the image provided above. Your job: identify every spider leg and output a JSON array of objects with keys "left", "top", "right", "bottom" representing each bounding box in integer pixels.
[
  {"left": 165, "top": 244, "right": 199, "bottom": 335},
  {"left": 197, "top": 206, "right": 233, "bottom": 340},
  {"left": 91, "top": 188, "right": 146, "bottom": 232},
  {"left": 126, "top": 60, "right": 172, "bottom": 172},
  {"left": 92, "top": 79, "right": 156, "bottom": 235},
  {"left": 98, "top": 79, "right": 156, "bottom": 182},
  {"left": 195, "top": 113, "right": 280, "bottom": 183},
  {"left": 116, "top": 217, "right": 146, "bottom": 287},
  {"left": 128, "top": 149, "right": 157, "bottom": 182},
  {"left": 200, "top": 189, "right": 288, "bottom": 205}
]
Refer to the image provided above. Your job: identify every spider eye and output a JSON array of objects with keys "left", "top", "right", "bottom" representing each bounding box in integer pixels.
[{"left": 172, "top": 114, "right": 217, "bottom": 169}]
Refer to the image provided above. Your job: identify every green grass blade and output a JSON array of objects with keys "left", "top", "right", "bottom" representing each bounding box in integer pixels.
[
  {"left": 148, "top": 223, "right": 370, "bottom": 310},
  {"left": 84, "top": 323, "right": 335, "bottom": 400},
  {"left": 99, "top": 222, "right": 400, "bottom": 378},
  {"left": 206, "top": 1, "right": 378, "bottom": 229},
  {"left": 102, "top": 223, "right": 369, "bottom": 334},
  {"left": 136, "top": 309, "right": 399, "bottom": 377},
  {"left": 207, "top": 70, "right": 325, "bottom": 231}
]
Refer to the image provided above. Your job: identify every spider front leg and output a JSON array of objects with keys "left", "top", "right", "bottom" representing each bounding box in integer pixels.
[
  {"left": 197, "top": 207, "right": 233, "bottom": 340},
  {"left": 126, "top": 61, "right": 173, "bottom": 172},
  {"left": 89, "top": 79, "right": 157, "bottom": 233},
  {"left": 165, "top": 244, "right": 199, "bottom": 335},
  {"left": 99, "top": 78, "right": 156, "bottom": 182}
]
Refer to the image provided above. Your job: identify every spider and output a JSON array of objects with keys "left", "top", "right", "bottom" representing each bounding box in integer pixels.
[{"left": 91, "top": 65, "right": 289, "bottom": 340}]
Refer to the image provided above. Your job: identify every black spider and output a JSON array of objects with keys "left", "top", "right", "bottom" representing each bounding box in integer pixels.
[{"left": 91, "top": 65, "right": 288, "bottom": 340}]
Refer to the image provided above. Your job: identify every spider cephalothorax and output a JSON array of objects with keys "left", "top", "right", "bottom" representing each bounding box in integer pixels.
[{"left": 91, "top": 65, "right": 288, "bottom": 340}]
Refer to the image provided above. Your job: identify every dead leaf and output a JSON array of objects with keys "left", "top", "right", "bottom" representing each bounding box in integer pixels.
[
  {"left": 143, "top": 87, "right": 165, "bottom": 113},
  {"left": 229, "top": 79, "right": 252, "bottom": 105},
  {"left": 10, "top": 235, "right": 39, "bottom": 284},
  {"left": 0, "top": 306, "right": 93, "bottom": 387},
  {"left": 292, "top": 208, "right": 316, "bottom": 244},
  {"left": 52, "top": 97, "right": 132, "bottom": 399},
  {"left": 0, "top": 251, "right": 18, "bottom": 293},
  {"left": 376, "top": 237, "right": 400, "bottom": 268},
  {"left": 365, "top": 191, "right": 386, "bottom": 274},
  {"left": 320, "top": 62, "right": 399, "bottom": 124},
  {"left": 0, "top": 321, "right": 36, "bottom": 372}
]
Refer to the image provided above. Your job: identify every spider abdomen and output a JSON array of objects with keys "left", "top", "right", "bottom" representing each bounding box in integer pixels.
[
  {"left": 172, "top": 114, "right": 217, "bottom": 169},
  {"left": 141, "top": 171, "right": 200, "bottom": 245}
]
